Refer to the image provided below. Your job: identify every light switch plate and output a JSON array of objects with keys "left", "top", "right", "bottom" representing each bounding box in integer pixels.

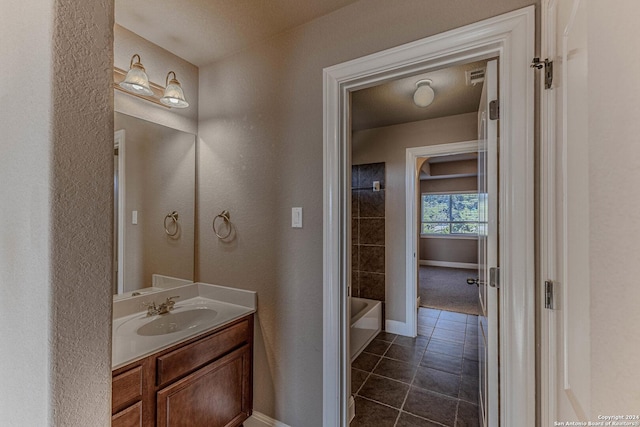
[
  {"left": 132, "top": 210, "right": 138, "bottom": 225},
  {"left": 292, "top": 207, "right": 302, "bottom": 228}
]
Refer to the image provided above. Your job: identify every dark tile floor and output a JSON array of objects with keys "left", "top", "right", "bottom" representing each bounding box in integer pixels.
[{"left": 350, "top": 308, "right": 479, "bottom": 427}]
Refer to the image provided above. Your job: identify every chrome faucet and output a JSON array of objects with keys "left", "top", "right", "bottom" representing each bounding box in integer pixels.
[{"left": 144, "top": 296, "right": 180, "bottom": 316}]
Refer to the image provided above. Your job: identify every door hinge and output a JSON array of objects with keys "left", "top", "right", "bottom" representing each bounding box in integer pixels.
[
  {"left": 531, "top": 57, "right": 553, "bottom": 89},
  {"left": 489, "top": 100, "right": 499, "bottom": 120},
  {"left": 489, "top": 267, "right": 500, "bottom": 289},
  {"left": 544, "top": 280, "right": 554, "bottom": 309}
]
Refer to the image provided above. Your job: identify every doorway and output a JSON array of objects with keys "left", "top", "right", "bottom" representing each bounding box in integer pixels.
[
  {"left": 409, "top": 146, "right": 484, "bottom": 322},
  {"left": 405, "top": 140, "right": 479, "bottom": 338},
  {"left": 323, "top": 7, "right": 535, "bottom": 427},
  {"left": 349, "top": 60, "right": 488, "bottom": 422},
  {"left": 416, "top": 152, "right": 481, "bottom": 317}
]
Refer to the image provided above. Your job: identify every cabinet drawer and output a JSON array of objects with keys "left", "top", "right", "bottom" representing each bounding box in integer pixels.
[
  {"left": 157, "top": 319, "right": 250, "bottom": 386},
  {"left": 112, "top": 365, "right": 143, "bottom": 413},
  {"left": 112, "top": 401, "right": 142, "bottom": 427}
]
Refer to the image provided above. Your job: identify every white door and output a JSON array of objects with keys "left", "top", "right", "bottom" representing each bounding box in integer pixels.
[
  {"left": 477, "top": 59, "right": 499, "bottom": 427},
  {"left": 540, "top": 0, "right": 591, "bottom": 423}
]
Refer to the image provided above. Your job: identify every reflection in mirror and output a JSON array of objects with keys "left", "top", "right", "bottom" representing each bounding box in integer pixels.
[{"left": 114, "top": 112, "right": 195, "bottom": 295}]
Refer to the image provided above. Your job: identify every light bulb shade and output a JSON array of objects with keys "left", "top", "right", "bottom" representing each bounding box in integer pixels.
[
  {"left": 160, "top": 72, "right": 189, "bottom": 108},
  {"left": 413, "top": 79, "right": 435, "bottom": 108},
  {"left": 119, "top": 55, "right": 154, "bottom": 96}
]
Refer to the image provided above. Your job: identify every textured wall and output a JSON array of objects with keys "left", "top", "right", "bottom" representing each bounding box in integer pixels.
[
  {"left": 50, "top": 0, "right": 114, "bottom": 425},
  {"left": 0, "top": 0, "right": 113, "bottom": 425},
  {"left": 115, "top": 113, "right": 196, "bottom": 292},
  {"left": 196, "top": 1, "right": 536, "bottom": 424}
]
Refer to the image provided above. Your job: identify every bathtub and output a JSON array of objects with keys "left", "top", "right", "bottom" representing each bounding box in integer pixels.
[{"left": 350, "top": 297, "right": 382, "bottom": 362}]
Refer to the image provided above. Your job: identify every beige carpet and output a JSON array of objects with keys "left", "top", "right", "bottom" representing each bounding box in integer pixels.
[{"left": 419, "top": 266, "right": 481, "bottom": 315}]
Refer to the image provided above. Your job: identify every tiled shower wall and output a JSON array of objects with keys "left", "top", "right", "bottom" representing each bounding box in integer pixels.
[{"left": 352, "top": 162, "right": 385, "bottom": 302}]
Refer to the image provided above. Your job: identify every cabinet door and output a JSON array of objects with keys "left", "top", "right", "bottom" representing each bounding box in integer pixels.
[
  {"left": 112, "top": 401, "right": 142, "bottom": 427},
  {"left": 157, "top": 345, "right": 251, "bottom": 427},
  {"left": 112, "top": 365, "right": 143, "bottom": 414}
]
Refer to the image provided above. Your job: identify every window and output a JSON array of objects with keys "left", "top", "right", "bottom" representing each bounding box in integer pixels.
[{"left": 421, "top": 192, "right": 484, "bottom": 235}]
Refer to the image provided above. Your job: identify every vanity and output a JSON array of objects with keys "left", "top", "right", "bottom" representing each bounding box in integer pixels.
[
  {"left": 112, "top": 101, "right": 251, "bottom": 426},
  {"left": 112, "top": 282, "right": 256, "bottom": 427}
]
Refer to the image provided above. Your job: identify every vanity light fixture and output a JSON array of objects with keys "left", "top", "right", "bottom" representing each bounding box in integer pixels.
[
  {"left": 413, "top": 79, "right": 435, "bottom": 108},
  {"left": 115, "top": 55, "right": 190, "bottom": 109},
  {"left": 119, "top": 54, "right": 154, "bottom": 96},
  {"left": 160, "top": 71, "right": 189, "bottom": 108}
]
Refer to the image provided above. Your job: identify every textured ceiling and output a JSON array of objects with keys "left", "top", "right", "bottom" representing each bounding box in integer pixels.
[
  {"left": 115, "top": 0, "right": 360, "bottom": 66},
  {"left": 352, "top": 60, "right": 489, "bottom": 131}
]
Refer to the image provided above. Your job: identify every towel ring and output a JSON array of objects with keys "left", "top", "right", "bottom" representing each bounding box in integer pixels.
[
  {"left": 164, "top": 211, "right": 179, "bottom": 237},
  {"left": 212, "top": 210, "right": 232, "bottom": 239}
]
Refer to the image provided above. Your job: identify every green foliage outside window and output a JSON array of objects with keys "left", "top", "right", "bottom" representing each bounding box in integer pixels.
[{"left": 421, "top": 193, "right": 483, "bottom": 235}]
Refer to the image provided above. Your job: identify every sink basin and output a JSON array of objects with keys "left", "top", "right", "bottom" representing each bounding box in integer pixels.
[
  {"left": 136, "top": 308, "right": 218, "bottom": 336},
  {"left": 113, "top": 294, "right": 257, "bottom": 369}
]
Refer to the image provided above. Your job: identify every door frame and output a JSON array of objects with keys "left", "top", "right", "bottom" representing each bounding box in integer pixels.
[
  {"left": 114, "top": 129, "right": 126, "bottom": 295},
  {"left": 405, "top": 140, "right": 480, "bottom": 339},
  {"left": 323, "top": 6, "right": 535, "bottom": 426},
  {"left": 539, "top": 0, "right": 558, "bottom": 424}
]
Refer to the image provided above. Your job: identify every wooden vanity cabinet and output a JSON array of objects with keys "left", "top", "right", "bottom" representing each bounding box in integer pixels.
[
  {"left": 112, "top": 361, "right": 150, "bottom": 427},
  {"left": 112, "top": 314, "right": 253, "bottom": 427}
]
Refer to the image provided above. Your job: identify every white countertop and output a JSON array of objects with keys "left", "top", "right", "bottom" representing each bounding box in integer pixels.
[{"left": 112, "top": 283, "right": 256, "bottom": 370}]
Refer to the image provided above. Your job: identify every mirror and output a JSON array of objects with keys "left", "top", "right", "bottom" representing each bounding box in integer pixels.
[{"left": 113, "top": 112, "right": 196, "bottom": 295}]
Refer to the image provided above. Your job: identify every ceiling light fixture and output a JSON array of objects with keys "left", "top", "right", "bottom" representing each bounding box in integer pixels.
[
  {"left": 119, "top": 54, "right": 154, "bottom": 96},
  {"left": 160, "top": 71, "right": 189, "bottom": 109},
  {"left": 413, "top": 79, "right": 435, "bottom": 108}
]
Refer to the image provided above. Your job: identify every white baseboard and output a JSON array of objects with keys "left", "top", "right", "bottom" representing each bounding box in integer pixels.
[
  {"left": 243, "top": 411, "right": 291, "bottom": 427},
  {"left": 419, "top": 260, "right": 478, "bottom": 270},
  {"left": 385, "top": 319, "right": 413, "bottom": 337}
]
